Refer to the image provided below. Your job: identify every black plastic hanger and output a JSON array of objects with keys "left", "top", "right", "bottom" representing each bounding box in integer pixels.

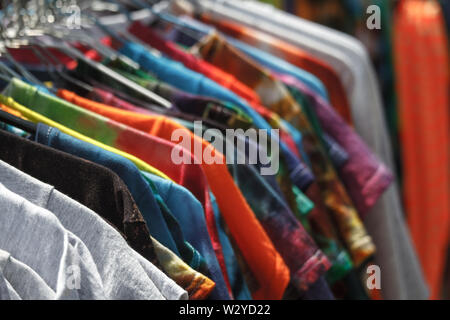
[
  {"left": 0, "top": 109, "right": 37, "bottom": 134},
  {"left": 31, "top": 42, "right": 94, "bottom": 95}
]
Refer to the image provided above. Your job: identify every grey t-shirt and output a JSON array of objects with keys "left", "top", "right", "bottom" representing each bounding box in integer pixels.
[
  {"left": 0, "top": 249, "right": 55, "bottom": 300},
  {"left": 0, "top": 182, "right": 106, "bottom": 299},
  {"left": 0, "top": 160, "right": 187, "bottom": 300}
]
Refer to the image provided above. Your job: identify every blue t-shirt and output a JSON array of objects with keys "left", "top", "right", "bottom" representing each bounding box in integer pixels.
[
  {"left": 140, "top": 171, "right": 232, "bottom": 300},
  {"left": 33, "top": 123, "right": 180, "bottom": 255}
]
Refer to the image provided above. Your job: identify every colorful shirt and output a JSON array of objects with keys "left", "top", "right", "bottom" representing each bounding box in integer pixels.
[
  {"left": 151, "top": 236, "right": 216, "bottom": 300},
  {"left": 116, "top": 40, "right": 314, "bottom": 191},
  {"left": 274, "top": 72, "right": 393, "bottom": 216},
  {"left": 1, "top": 83, "right": 232, "bottom": 300},
  {"left": 56, "top": 89, "right": 294, "bottom": 300},
  {"left": 128, "top": 21, "right": 262, "bottom": 106},
  {"left": 176, "top": 116, "right": 331, "bottom": 292},
  {"left": 32, "top": 122, "right": 216, "bottom": 299},
  {"left": 190, "top": 33, "right": 375, "bottom": 266},
  {"left": 197, "top": 15, "right": 353, "bottom": 124},
  {"left": 4, "top": 80, "right": 290, "bottom": 300}
]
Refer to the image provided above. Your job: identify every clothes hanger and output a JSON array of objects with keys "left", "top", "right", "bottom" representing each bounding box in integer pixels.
[
  {"left": 128, "top": 0, "right": 210, "bottom": 42},
  {"left": 0, "top": 48, "right": 49, "bottom": 88},
  {"left": 0, "top": 108, "right": 37, "bottom": 134},
  {"left": 1, "top": 0, "right": 170, "bottom": 109},
  {"left": 0, "top": 60, "right": 21, "bottom": 80},
  {"left": 29, "top": 41, "right": 94, "bottom": 95},
  {"left": 42, "top": 27, "right": 172, "bottom": 109},
  {"left": 0, "top": 61, "right": 14, "bottom": 83},
  {"left": 2, "top": 0, "right": 172, "bottom": 109},
  {"left": 0, "top": 7, "right": 54, "bottom": 92},
  {"left": 65, "top": 9, "right": 174, "bottom": 109},
  {"left": 103, "top": 0, "right": 162, "bottom": 55}
]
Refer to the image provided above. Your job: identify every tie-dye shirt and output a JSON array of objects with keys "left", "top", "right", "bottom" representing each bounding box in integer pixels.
[
  {"left": 189, "top": 33, "right": 375, "bottom": 267},
  {"left": 0, "top": 82, "right": 232, "bottom": 300}
]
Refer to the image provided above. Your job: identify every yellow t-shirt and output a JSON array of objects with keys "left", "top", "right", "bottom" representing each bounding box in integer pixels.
[{"left": 0, "top": 94, "right": 173, "bottom": 181}]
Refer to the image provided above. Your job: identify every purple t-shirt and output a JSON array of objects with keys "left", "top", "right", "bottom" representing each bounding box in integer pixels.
[{"left": 274, "top": 72, "right": 393, "bottom": 216}]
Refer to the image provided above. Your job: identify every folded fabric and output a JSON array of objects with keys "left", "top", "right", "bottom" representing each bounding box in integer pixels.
[
  {"left": 0, "top": 182, "right": 107, "bottom": 299},
  {"left": 0, "top": 159, "right": 186, "bottom": 300},
  {"left": 0, "top": 249, "right": 56, "bottom": 300}
]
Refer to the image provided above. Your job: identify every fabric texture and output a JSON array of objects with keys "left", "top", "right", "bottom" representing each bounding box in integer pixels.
[
  {"left": 190, "top": 32, "right": 374, "bottom": 267},
  {"left": 393, "top": 0, "right": 450, "bottom": 299},
  {"left": 151, "top": 236, "right": 215, "bottom": 300},
  {"left": 32, "top": 122, "right": 215, "bottom": 299},
  {"left": 139, "top": 171, "right": 227, "bottom": 299},
  {"left": 0, "top": 249, "right": 57, "bottom": 300},
  {"left": 129, "top": 21, "right": 262, "bottom": 106},
  {"left": 0, "top": 159, "right": 185, "bottom": 300},
  {"left": 274, "top": 72, "right": 393, "bottom": 216},
  {"left": 34, "top": 121, "right": 180, "bottom": 257},
  {"left": 0, "top": 90, "right": 231, "bottom": 300},
  {"left": 196, "top": 13, "right": 353, "bottom": 124},
  {"left": 0, "top": 182, "right": 106, "bottom": 299},
  {"left": 55, "top": 89, "right": 291, "bottom": 300},
  {"left": 116, "top": 40, "right": 314, "bottom": 192},
  {"left": 0, "top": 128, "right": 161, "bottom": 281},
  {"left": 0, "top": 91, "right": 232, "bottom": 299},
  {"left": 197, "top": 0, "right": 429, "bottom": 300},
  {"left": 2, "top": 86, "right": 284, "bottom": 300}
]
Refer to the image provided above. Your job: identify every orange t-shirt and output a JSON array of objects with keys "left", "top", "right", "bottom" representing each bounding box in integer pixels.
[{"left": 58, "top": 89, "right": 290, "bottom": 299}]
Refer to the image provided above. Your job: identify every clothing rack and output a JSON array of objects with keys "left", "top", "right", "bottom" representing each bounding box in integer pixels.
[{"left": 0, "top": 0, "right": 445, "bottom": 303}]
